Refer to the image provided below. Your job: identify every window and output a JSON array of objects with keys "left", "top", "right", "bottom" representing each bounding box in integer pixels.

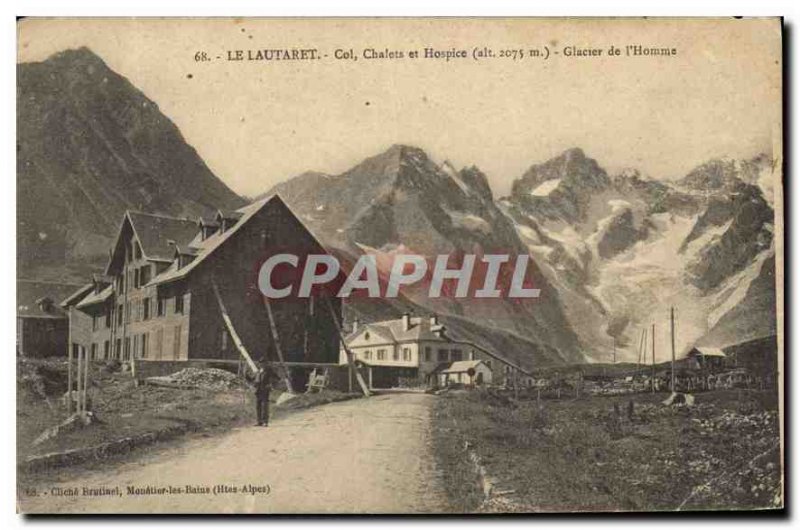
[
  {"left": 175, "top": 294, "right": 184, "bottom": 314},
  {"left": 140, "top": 265, "right": 151, "bottom": 285},
  {"left": 377, "top": 349, "right": 386, "bottom": 361},
  {"left": 104, "top": 340, "right": 110, "bottom": 359},
  {"left": 91, "top": 343, "right": 97, "bottom": 360},
  {"left": 157, "top": 297, "right": 165, "bottom": 317},
  {"left": 438, "top": 349, "right": 449, "bottom": 362},
  {"left": 105, "top": 307, "right": 112, "bottom": 328},
  {"left": 156, "top": 328, "right": 164, "bottom": 359},
  {"left": 126, "top": 302, "right": 131, "bottom": 324},
  {"left": 143, "top": 298, "right": 150, "bottom": 321},
  {"left": 141, "top": 333, "right": 149, "bottom": 358},
  {"left": 117, "top": 304, "right": 124, "bottom": 326},
  {"left": 451, "top": 349, "right": 463, "bottom": 361},
  {"left": 392, "top": 348, "right": 399, "bottom": 361},
  {"left": 134, "top": 269, "right": 140, "bottom": 288},
  {"left": 173, "top": 325, "right": 182, "bottom": 358},
  {"left": 403, "top": 347, "right": 411, "bottom": 361},
  {"left": 424, "top": 347, "right": 431, "bottom": 362},
  {"left": 134, "top": 241, "right": 142, "bottom": 260},
  {"left": 115, "top": 338, "right": 121, "bottom": 358},
  {"left": 364, "top": 350, "right": 372, "bottom": 360},
  {"left": 92, "top": 314, "right": 98, "bottom": 331}
]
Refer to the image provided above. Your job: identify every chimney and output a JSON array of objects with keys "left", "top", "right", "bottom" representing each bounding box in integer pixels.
[
  {"left": 402, "top": 312, "right": 410, "bottom": 332},
  {"left": 430, "top": 314, "right": 438, "bottom": 327},
  {"left": 352, "top": 317, "right": 359, "bottom": 333}
]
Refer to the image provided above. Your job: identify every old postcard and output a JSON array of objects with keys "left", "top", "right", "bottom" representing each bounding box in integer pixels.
[{"left": 16, "top": 17, "right": 783, "bottom": 514}]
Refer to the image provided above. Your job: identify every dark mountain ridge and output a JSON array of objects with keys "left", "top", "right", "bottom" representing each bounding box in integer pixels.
[{"left": 17, "top": 47, "right": 244, "bottom": 281}]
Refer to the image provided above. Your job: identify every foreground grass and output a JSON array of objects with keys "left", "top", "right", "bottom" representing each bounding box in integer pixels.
[{"left": 432, "top": 388, "right": 781, "bottom": 512}]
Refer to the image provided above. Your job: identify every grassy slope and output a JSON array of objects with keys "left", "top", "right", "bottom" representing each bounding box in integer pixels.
[
  {"left": 17, "top": 358, "right": 359, "bottom": 478},
  {"left": 432, "top": 388, "right": 781, "bottom": 512}
]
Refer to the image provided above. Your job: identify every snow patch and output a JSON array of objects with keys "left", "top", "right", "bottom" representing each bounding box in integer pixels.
[
  {"left": 539, "top": 225, "right": 589, "bottom": 264},
  {"left": 683, "top": 219, "right": 734, "bottom": 258},
  {"left": 530, "top": 179, "right": 561, "bottom": 197},
  {"left": 444, "top": 207, "right": 491, "bottom": 234},
  {"left": 441, "top": 161, "right": 472, "bottom": 195},
  {"left": 707, "top": 248, "right": 774, "bottom": 327}
]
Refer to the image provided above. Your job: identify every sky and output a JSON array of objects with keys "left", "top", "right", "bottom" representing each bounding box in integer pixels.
[{"left": 18, "top": 18, "right": 782, "bottom": 198}]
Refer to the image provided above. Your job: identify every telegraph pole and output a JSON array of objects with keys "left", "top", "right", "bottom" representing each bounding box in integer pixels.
[
  {"left": 670, "top": 307, "right": 676, "bottom": 392},
  {"left": 651, "top": 323, "right": 656, "bottom": 393}
]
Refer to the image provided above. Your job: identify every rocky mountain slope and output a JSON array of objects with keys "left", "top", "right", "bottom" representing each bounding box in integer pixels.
[
  {"left": 501, "top": 149, "right": 778, "bottom": 361},
  {"left": 17, "top": 48, "right": 244, "bottom": 281},
  {"left": 267, "top": 144, "right": 584, "bottom": 365}
]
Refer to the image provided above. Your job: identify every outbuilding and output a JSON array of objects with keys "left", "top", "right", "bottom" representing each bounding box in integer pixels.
[{"left": 439, "top": 359, "right": 493, "bottom": 386}]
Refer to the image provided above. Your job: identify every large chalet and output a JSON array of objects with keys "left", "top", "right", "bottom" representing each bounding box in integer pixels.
[{"left": 63, "top": 196, "right": 341, "bottom": 382}]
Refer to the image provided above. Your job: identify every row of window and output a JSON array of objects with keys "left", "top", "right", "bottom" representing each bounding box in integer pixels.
[
  {"left": 357, "top": 347, "right": 465, "bottom": 363},
  {"left": 93, "top": 293, "right": 186, "bottom": 331},
  {"left": 89, "top": 324, "right": 183, "bottom": 361},
  {"left": 360, "top": 347, "right": 414, "bottom": 361},
  {"left": 115, "top": 263, "right": 153, "bottom": 294}
]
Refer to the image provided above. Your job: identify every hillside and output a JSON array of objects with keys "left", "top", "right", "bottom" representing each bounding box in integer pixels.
[
  {"left": 17, "top": 47, "right": 245, "bottom": 281},
  {"left": 267, "top": 144, "right": 584, "bottom": 365}
]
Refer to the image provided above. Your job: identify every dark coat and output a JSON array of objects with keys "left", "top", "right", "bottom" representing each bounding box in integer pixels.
[{"left": 253, "top": 367, "right": 273, "bottom": 397}]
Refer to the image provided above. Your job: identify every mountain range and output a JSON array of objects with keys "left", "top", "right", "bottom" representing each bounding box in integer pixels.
[{"left": 18, "top": 48, "right": 780, "bottom": 366}]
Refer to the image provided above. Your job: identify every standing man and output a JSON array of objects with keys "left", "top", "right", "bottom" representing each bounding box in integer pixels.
[{"left": 253, "top": 358, "right": 272, "bottom": 427}]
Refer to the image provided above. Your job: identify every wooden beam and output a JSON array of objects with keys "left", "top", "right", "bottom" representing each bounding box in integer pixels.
[
  {"left": 263, "top": 296, "right": 295, "bottom": 393},
  {"left": 323, "top": 298, "right": 370, "bottom": 397},
  {"left": 210, "top": 280, "right": 258, "bottom": 374}
]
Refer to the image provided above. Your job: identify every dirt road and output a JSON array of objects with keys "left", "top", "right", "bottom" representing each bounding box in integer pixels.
[{"left": 20, "top": 393, "right": 450, "bottom": 514}]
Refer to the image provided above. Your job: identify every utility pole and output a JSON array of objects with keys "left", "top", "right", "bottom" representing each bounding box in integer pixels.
[
  {"left": 651, "top": 323, "right": 656, "bottom": 393},
  {"left": 670, "top": 307, "right": 676, "bottom": 392},
  {"left": 67, "top": 307, "right": 73, "bottom": 416},
  {"left": 613, "top": 337, "right": 616, "bottom": 364}
]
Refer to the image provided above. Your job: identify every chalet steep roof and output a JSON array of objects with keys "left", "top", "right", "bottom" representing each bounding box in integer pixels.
[
  {"left": 17, "top": 280, "right": 83, "bottom": 318},
  {"left": 127, "top": 211, "right": 199, "bottom": 261},
  {"left": 76, "top": 284, "right": 114, "bottom": 309},
  {"left": 149, "top": 196, "right": 282, "bottom": 286},
  {"left": 61, "top": 283, "right": 94, "bottom": 308},
  {"left": 691, "top": 347, "right": 727, "bottom": 358}
]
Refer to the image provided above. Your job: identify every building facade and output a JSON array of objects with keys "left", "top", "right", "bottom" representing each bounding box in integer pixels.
[
  {"left": 63, "top": 196, "right": 342, "bottom": 381},
  {"left": 339, "top": 313, "right": 530, "bottom": 388}
]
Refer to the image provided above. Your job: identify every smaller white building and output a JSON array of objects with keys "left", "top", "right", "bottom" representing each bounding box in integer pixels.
[
  {"left": 339, "top": 312, "right": 531, "bottom": 388},
  {"left": 438, "top": 360, "right": 493, "bottom": 386}
]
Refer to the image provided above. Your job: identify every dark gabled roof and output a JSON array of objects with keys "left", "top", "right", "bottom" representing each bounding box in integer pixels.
[
  {"left": 151, "top": 196, "right": 309, "bottom": 286},
  {"left": 61, "top": 283, "right": 94, "bottom": 308},
  {"left": 18, "top": 280, "right": 83, "bottom": 318},
  {"left": 127, "top": 211, "right": 200, "bottom": 261},
  {"left": 76, "top": 284, "right": 114, "bottom": 309}
]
